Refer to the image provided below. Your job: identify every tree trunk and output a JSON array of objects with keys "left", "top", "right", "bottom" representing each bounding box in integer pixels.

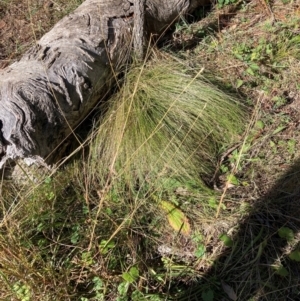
[{"left": 0, "top": 0, "right": 204, "bottom": 170}]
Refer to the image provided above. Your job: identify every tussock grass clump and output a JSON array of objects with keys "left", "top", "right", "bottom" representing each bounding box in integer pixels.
[
  {"left": 0, "top": 58, "right": 247, "bottom": 301},
  {"left": 90, "top": 59, "right": 245, "bottom": 192}
]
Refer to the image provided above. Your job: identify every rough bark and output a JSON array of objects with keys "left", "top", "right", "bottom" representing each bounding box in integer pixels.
[
  {"left": 0, "top": 0, "right": 205, "bottom": 170},
  {"left": 133, "top": 0, "right": 145, "bottom": 59}
]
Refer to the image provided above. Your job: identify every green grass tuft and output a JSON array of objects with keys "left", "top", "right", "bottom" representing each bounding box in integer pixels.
[{"left": 90, "top": 59, "right": 246, "bottom": 193}]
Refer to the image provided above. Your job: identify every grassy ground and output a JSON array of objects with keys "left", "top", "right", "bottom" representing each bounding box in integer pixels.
[{"left": 1, "top": 0, "right": 300, "bottom": 300}]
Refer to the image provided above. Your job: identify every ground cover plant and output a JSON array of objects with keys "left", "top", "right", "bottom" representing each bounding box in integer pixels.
[{"left": 1, "top": 0, "right": 300, "bottom": 300}]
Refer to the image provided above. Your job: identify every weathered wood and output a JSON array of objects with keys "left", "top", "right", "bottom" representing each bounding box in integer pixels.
[
  {"left": 0, "top": 0, "right": 205, "bottom": 170},
  {"left": 133, "top": 0, "right": 145, "bottom": 59}
]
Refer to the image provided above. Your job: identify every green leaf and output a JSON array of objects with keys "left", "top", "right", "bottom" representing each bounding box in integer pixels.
[
  {"left": 118, "top": 282, "right": 129, "bottom": 296},
  {"left": 92, "top": 276, "right": 103, "bottom": 291},
  {"left": 208, "top": 197, "right": 217, "bottom": 209},
  {"left": 122, "top": 272, "right": 135, "bottom": 283},
  {"left": 236, "top": 79, "right": 244, "bottom": 88},
  {"left": 278, "top": 227, "right": 294, "bottom": 241},
  {"left": 249, "top": 63, "right": 260, "bottom": 70},
  {"left": 208, "top": 197, "right": 226, "bottom": 210},
  {"left": 289, "top": 250, "right": 300, "bottom": 262},
  {"left": 201, "top": 289, "right": 214, "bottom": 301},
  {"left": 71, "top": 231, "right": 79, "bottom": 244},
  {"left": 272, "top": 125, "right": 286, "bottom": 135},
  {"left": 219, "top": 234, "right": 233, "bottom": 247},
  {"left": 99, "top": 240, "right": 116, "bottom": 254},
  {"left": 122, "top": 267, "right": 139, "bottom": 283},
  {"left": 195, "top": 244, "right": 206, "bottom": 258},
  {"left": 274, "top": 265, "right": 289, "bottom": 277},
  {"left": 129, "top": 266, "right": 139, "bottom": 278},
  {"left": 255, "top": 120, "right": 265, "bottom": 130},
  {"left": 81, "top": 251, "right": 94, "bottom": 266},
  {"left": 82, "top": 205, "right": 89, "bottom": 215},
  {"left": 227, "top": 174, "right": 239, "bottom": 185},
  {"left": 106, "top": 207, "right": 113, "bottom": 215},
  {"left": 160, "top": 200, "right": 191, "bottom": 236},
  {"left": 234, "top": 53, "right": 244, "bottom": 61},
  {"left": 287, "top": 139, "right": 296, "bottom": 154},
  {"left": 246, "top": 67, "right": 255, "bottom": 76},
  {"left": 131, "top": 290, "right": 145, "bottom": 301},
  {"left": 44, "top": 177, "right": 52, "bottom": 184}
]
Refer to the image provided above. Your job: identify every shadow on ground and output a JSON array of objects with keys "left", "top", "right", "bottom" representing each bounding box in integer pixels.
[{"left": 178, "top": 159, "right": 300, "bottom": 300}]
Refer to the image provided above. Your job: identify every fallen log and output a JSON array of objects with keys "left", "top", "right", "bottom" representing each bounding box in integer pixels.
[{"left": 0, "top": 0, "right": 205, "bottom": 170}]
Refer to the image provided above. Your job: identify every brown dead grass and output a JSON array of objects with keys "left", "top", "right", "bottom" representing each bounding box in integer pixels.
[{"left": 0, "top": 0, "right": 83, "bottom": 68}]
